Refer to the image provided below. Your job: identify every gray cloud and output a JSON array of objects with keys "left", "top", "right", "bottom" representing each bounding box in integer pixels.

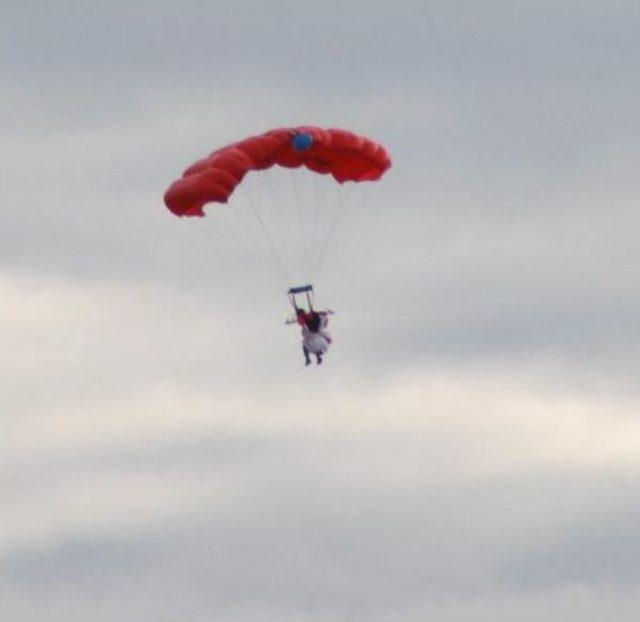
[
  {"left": 3, "top": 1, "right": 640, "bottom": 620},
  {"left": 3, "top": 452, "right": 640, "bottom": 620}
]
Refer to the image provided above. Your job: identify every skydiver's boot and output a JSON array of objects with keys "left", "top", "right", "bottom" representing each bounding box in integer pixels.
[
  {"left": 316, "top": 353, "right": 323, "bottom": 365},
  {"left": 303, "top": 346, "right": 311, "bottom": 366}
]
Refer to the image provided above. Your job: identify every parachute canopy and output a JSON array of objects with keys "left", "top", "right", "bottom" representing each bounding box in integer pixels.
[{"left": 164, "top": 126, "right": 392, "bottom": 217}]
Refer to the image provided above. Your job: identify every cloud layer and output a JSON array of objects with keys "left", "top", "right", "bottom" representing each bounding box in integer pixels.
[{"left": 2, "top": 1, "right": 640, "bottom": 620}]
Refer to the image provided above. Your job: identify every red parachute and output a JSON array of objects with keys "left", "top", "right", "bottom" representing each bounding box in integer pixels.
[{"left": 164, "top": 126, "right": 392, "bottom": 217}]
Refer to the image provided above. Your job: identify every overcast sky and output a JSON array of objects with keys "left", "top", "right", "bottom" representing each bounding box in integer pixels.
[{"left": 2, "top": 1, "right": 640, "bottom": 621}]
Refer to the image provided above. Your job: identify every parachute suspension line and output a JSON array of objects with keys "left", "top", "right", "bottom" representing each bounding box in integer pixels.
[
  {"left": 311, "top": 181, "right": 346, "bottom": 283},
  {"left": 310, "top": 179, "right": 368, "bottom": 284},
  {"left": 229, "top": 187, "right": 265, "bottom": 253},
  {"left": 309, "top": 171, "right": 325, "bottom": 275},
  {"left": 289, "top": 168, "right": 311, "bottom": 279},
  {"left": 263, "top": 168, "right": 292, "bottom": 271},
  {"left": 196, "top": 206, "right": 243, "bottom": 268},
  {"left": 239, "top": 183, "right": 292, "bottom": 286},
  {"left": 217, "top": 205, "right": 251, "bottom": 257},
  {"left": 308, "top": 178, "right": 330, "bottom": 284},
  {"left": 183, "top": 205, "right": 255, "bottom": 284}
]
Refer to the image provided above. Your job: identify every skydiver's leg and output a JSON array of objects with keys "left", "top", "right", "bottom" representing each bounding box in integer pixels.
[
  {"left": 316, "top": 353, "right": 323, "bottom": 365},
  {"left": 303, "top": 346, "right": 311, "bottom": 366}
]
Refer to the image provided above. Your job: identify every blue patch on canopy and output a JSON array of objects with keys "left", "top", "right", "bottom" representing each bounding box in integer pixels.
[{"left": 292, "top": 133, "right": 313, "bottom": 152}]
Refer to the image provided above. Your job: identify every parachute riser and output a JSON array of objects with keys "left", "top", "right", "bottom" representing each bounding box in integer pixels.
[{"left": 288, "top": 284, "right": 314, "bottom": 311}]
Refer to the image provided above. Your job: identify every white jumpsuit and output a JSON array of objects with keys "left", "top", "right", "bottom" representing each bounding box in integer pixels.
[{"left": 301, "top": 314, "right": 332, "bottom": 355}]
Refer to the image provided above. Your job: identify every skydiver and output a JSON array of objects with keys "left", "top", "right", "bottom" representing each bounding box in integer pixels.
[{"left": 286, "top": 306, "right": 334, "bottom": 366}]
